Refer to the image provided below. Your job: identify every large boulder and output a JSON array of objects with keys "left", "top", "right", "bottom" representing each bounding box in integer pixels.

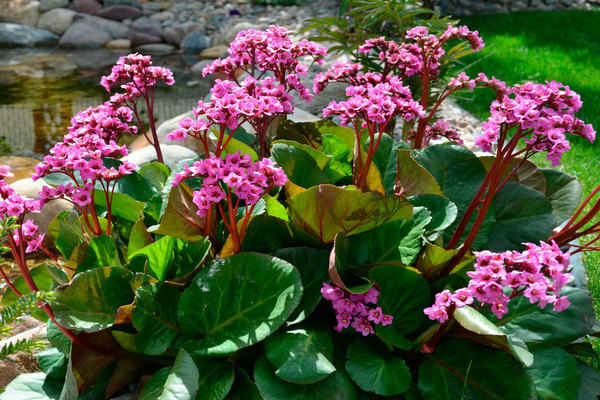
[
  {"left": 0, "top": 0, "right": 40, "bottom": 27},
  {"left": 155, "top": 111, "right": 203, "bottom": 153},
  {"left": 181, "top": 31, "right": 210, "bottom": 53},
  {"left": 70, "top": 0, "right": 102, "bottom": 14},
  {"left": 130, "top": 16, "right": 162, "bottom": 38},
  {"left": 38, "top": 0, "right": 69, "bottom": 12},
  {"left": 212, "top": 21, "right": 257, "bottom": 47},
  {"left": 133, "top": 43, "right": 174, "bottom": 54},
  {"left": 129, "top": 31, "right": 161, "bottom": 47},
  {"left": 76, "top": 15, "right": 130, "bottom": 39},
  {"left": 58, "top": 20, "right": 112, "bottom": 47},
  {"left": 104, "top": 0, "right": 141, "bottom": 9},
  {"left": 163, "top": 26, "right": 184, "bottom": 46},
  {"left": 95, "top": 5, "right": 142, "bottom": 21},
  {"left": 37, "top": 8, "right": 76, "bottom": 35},
  {"left": 123, "top": 144, "right": 197, "bottom": 170},
  {"left": 0, "top": 23, "right": 59, "bottom": 47},
  {"left": 10, "top": 178, "right": 72, "bottom": 236}
]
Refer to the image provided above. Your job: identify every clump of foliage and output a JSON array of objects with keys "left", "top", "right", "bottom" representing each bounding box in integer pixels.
[{"left": 0, "top": 24, "right": 599, "bottom": 400}]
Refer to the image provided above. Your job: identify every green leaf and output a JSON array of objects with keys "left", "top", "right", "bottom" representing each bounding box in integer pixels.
[
  {"left": 48, "top": 211, "right": 83, "bottom": 259},
  {"left": 194, "top": 357, "right": 234, "bottom": 400},
  {"left": 139, "top": 349, "right": 199, "bottom": 400},
  {"left": 576, "top": 361, "right": 600, "bottom": 400},
  {"left": 395, "top": 149, "right": 442, "bottom": 197},
  {"left": 38, "top": 349, "right": 68, "bottom": 380},
  {"left": 0, "top": 372, "right": 61, "bottom": 400},
  {"left": 418, "top": 338, "right": 536, "bottom": 400},
  {"left": 103, "top": 158, "right": 157, "bottom": 202},
  {"left": 50, "top": 267, "right": 134, "bottom": 332},
  {"left": 239, "top": 215, "right": 322, "bottom": 254},
  {"left": 265, "top": 326, "right": 335, "bottom": 384},
  {"left": 540, "top": 168, "right": 583, "bottom": 226},
  {"left": 173, "top": 237, "right": 212, "bottom": 278},
  {"left": 287, "top": 184, "right": 413, "bottom": 244},
  {"left": 129, "top": 236, "right": 185, "bottom": 281},
  {"left": 321, "top": 134, "right": 353, "bottom": 183},
  {"left": 220, "top": 131, "right": 259, "bottom": 162},
  {"left": 526, "top": 343, "right": 581, "bottom": 400},
  {"left": 254, "top": 355, "right": 356, "bottom": 400},
  {"left": 415, "top": 242, "right": 474, "bottom": 279},
  {"left": 149, "top": 183, "right": 206, "bottom": 241},
  {"left": 139, "top": 161, "right": 172, "bottom": 192},
  {"left": 128, "top": 217, "right": 154, "bottom": 257},
  {"left": 414, "top": 144, "right": 495, "bottom": 249},
  {"left": 224, "top": 368, "right": 261, "bottom": 400},
  {"left": 251, "top": 195, "right": 290, "bottom": 221},
  {"left": 346, "top": 338, "right": 411, "bottom": 396},
  {"left": 273, "top": 247, "right": 329, "bottom": 325},
  {"left": 479, "top": 156, "right": 547, "bottom": 194},
  {"left": 374, "top": 325, "right": 413, "bottom": 350},
  {"left": 76, "top": 235, "right": 120, "bottom": 273},
  {"left": 93, "top": 190, "right": 144, "bottom": 223},
  {"left": 496, "top": 285, "right": 596, "bottom": 347},
  {"left": 271, "top": 142, "right": 330, "bottom": 188},
  {"left": 274, "top": 119, "right": 336, "bottom": 147},
  {"left": 409, "top": 194, "right": 457, "bottom": 239},
  {"left": 178, "top": 253, "right": 303, "bottom": 356},
  {"left": 46, "top": 320, "right": 71, "bottom": 355},
  {"left": 368, "top": 133, "right": 408, "bottom": 194},
  {"left": 485, "top": 181, "right": 555, "bottom": 252},
  {"left": 131, "top": 284, "right": 181, "bottom": 355},
  {"left": 370, "top": 264, "right": 430, "bottom": 335}
]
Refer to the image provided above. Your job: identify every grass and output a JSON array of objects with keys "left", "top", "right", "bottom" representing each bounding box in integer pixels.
[{"left": 450, "top": 10, "right": 600, "bottom": 366}]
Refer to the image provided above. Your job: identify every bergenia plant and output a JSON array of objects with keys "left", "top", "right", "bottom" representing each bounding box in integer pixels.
[{"left": 2, "top": 24, "right": 600, "bottom": 400}]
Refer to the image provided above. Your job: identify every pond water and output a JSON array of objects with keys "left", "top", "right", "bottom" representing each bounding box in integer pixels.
[{"left": 0, "top": 47, "right": 212, "bottom": 156}]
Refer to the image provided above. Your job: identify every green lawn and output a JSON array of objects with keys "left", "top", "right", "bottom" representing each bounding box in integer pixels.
[{"left": 450, "top": 10, "right": 600, "bottom": 366}]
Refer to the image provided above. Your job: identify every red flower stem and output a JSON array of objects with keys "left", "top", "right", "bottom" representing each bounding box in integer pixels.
[
  {"left": 142, "top": 82, "right": 163, "bottom": 164},
  {"left": 413, "top": 46, "right": 430, "bottom": 150},
  {"left": 225, "top": 189, "right": 241, "bottom": 253},
  {"left": 131, "top": 102, "right": 152, "bottom": 145},
  {"left": 0, "top": 264, "right": 22, "bottom": 296}
]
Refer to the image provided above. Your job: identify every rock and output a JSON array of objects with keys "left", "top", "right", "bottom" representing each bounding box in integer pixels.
[
  {"left": 123, "top": 144, "right": 197, "bottom": 170},
  {"left": 78, "top": 15, "right": 130, "bottom": 39},
  {"left": 182, "top": 31, "right": 211, "bottom": 53},
  {"left": 8, "top": 0, "right": 40, "bottom": 27},
  {"left": 559, "top": 0, "right": 573, "bottom": 5},
  {"left": 70, "top": 0, "right": 102, "bottom": 14},
  {"left": 130, "top": 16, "right": 162, "bottom": 38},
  {"left": 105, "top": 38, "right": 131, "bottom": 49},
  {"left": 58, "top": 20, "right": 112, "bottom": 47},
  {"left": 10, "top": 178, "right": 72, "bottom": 235},
  {"left": 288, "top": 107, "right": 321, "bottom": 124},
  {"left": 140, "top": 1, "right": 163, "bottom": 12},
  {"left": 0, "top": 23, "right": 59, "bottom": 47},
  {"left": 190, "top": 59, "right": 212, "bottom": 77},
  {"left": 37, "top": 8, "right": 76, "bottom": 35},
  {"left": 0, "top": 156, "right": 39, "bottom": 184},
  {"left": 163, "top": 26, "right": 184, "bottom": 46},
  {"left": 199, "top": 45, "right": 228, "bottom": 59},
  {"left": 129, "top": 32, "right": 161, "bottom": 47},
  {"left": 149, "top": 10, "right": 173, "bottom": 22},
  {"left": 95, "top": 5, "right": 142, "bottom": 21},
  {"left": 180, "top": 21, "right": 204, "bottom": 35},
  {"left": 133, "top": 43, "right": 174, "bottom": 54},
  {"left": 155, "top": 111, "right": 204, "bottom": 153},
  {"left": 212, "top": 21, "right": 256, "bottom": 46},
  {"left": 103, "top": 0, "right": 141, "bottom": 9},
  {"left": 38, "top": 0, "right": 69, "bottom": 12}
]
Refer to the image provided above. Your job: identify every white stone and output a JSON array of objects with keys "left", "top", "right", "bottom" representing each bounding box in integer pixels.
[
  {"left": 37, "top": 8, "right": 76, "bottom": 35},
  {"left": 123, "top": 144, "right": 198, "bottom": 169}
]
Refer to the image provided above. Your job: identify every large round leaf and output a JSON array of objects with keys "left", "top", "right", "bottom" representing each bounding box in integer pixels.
[
  {"left": 418, "top": 338, "right": 536, "bottom": 399},
  {"left": 0, "top": 372, "right": 61, "bottom": 400},
  {"left": 224, "top": 368, "right": 261, "bottom": 400},
  {"left": 264, "top": 326, "right": 336, "bottom": 384},
  {"left": 370, "top": 264, "right": 430, "bottom": 335},
  {"left": 540, "top": 168, "right": 582, "bottom": 225},
  {"left": 271, "top": 142, "right": 330, "bottom": 188},
  {"left": 178, "top": 253, "right": 303, "bottom": 355},
  {"left": 132, "top": 284, "right": 181, "bottom": 355},
  {"left": 287, "top": 185, "right": 413, "bottom": 244},
  {"left": 194, "top": 358, "right": 235, "bottom": 400},
  {"left": 138, "top": 349, "right": 199, "bottom": 400},
  {"left": 49, "top": 267, "right": 134, "bottom": 332},
  {"left": 526, "top": 343, "right": 581, "bottom": 400},
  {"left": 345, "top": 338, "right": 411, "bottom": 396},
  {"left": 254, "top": 355, "right": 356, "bottom": 400}
]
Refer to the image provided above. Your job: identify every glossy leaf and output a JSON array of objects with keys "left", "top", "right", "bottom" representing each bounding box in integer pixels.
[
  {"left": 48, "top": 211, "right": 83, "bottom": 259},
  {"left": 370, "top": 264, "right": 430, "bottom": 335},
  {"left": 485, "top": 181, "right": 555, "bottom": 252},
  {"left": 93, "top": 190, "right": 144, "bottom": 223},
  {"left": 239, "top": 215, "right": 322, "bottom": 254},
  {"left": 395, "top": 149, "right": 442, "bottom": 197},
  {"left": 0, "top": 372, "right": 61, "bottom": 400},
  {"left": 320, "top": 134, "right": 353, "bottom": 183},
  {"left": 540, "top": 168, "right": 583, "bottom": 225},
  {"left": 194, "top": 357, "right": 235, "bottom": 400},
  {"left": 346, "top": 338, "right": 411, "bottom": 395},
  {"left": 374, "top": 325, "right": 413, "bottom": 350},
  {"left": 265, "top": 326, "right": 335, "bottom": 384},
  {"left": 50, "top": 267, "right": 134, "bottom": 332},
  {"left": 479, "top": 156, "right": 546, "bottom": 194},
  {"left": 409, "top": 194, "right": 457, "bottom": 239},
  {"left": 416, "top": 243, "right": 474, "bottom": 279},
  {"left": 139, "top": 349, "right": 199, "bottom": 400},
  {"left": 139, "top": 368, "right": 171, "bottom": 400},
  {"left": 38, "top": 349, "right": 67, "bottom": 380},
  {"left": 224, "top": 369, "right": 261, "bottom": 400},
  {"left": 526, "top": 343, "right": 581, "bottom": 400},
  {"left": 418, "top": 338, "right": 536, "bottom": 399},
  {"left": 149, "top": 182, "right": 205, "bottom": 241},
  {"left": 271, "top": 142, "right": 330, "bottom": 188},
  {"left": 496, "top": 285, "right": 596, "bottom": 347},
  {"left": 129, "top": 236, "right": 185, "bottom": 281},
  {"left": 103, "top": 158, "right": 157, "bottom": 202},
  {"left": 76, "top": 235, "right": 120, "bottom": 273},
  {"left": 254, "top": 355, "right": 356, "bottom": 400},
  {"left": 138, "top": 161, "right": 171, "bottom": 192},
  {"left": 368, "top": 133, "right": 409, "bottom": 194},
  {"left": 221, "top": 131, "right": 258, "bottom": 162},
  {"left": 576, "top": 361, "right": 600, "bottom": 400},
  {"left": 128, "top": 217, "right": 153, "bottom": 257},
  {"left": 178, "top": 253, "right": 303, "bottom": 355},
  {"left": 287, "top": 184, "right": 413, "bottom": 244},
  {"left": 173, "top": 237, "right": 212, "bottom": 278},
  {"left": 131, "top": 284, "right": 181, "bottom": 355}
]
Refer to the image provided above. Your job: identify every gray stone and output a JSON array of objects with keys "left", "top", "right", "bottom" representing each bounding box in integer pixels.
[
  {"left": 129, "top": 31, "right": 161, "bottom": 47},
  {"left": 123, "top": 144, "right": 197, "bottom": 170},
  {"left": 199, "top": 45, "right": 228, "bottom": 59},
  {"left": 58, "top": 20, "right": 112, "bottom": 47},
  {"left": 155, "top": 111, "right": 204, "bottom": 153},
  {"left": 79, "top": 15, "right": 130, "bottom": 39},
  {"left": 559, "top": 0, "right": 573, "bottom": 5},
  {"left": 130, "top": 16, "right": 162, "bottom": 37},
  {"left": 149, "top": 10, "right": 173, "bottom": 22},
  {"left": 133, "top": 43, "right": 174, "bottom": 54},
  {"left": 104, "top": 38, "right": 130, "bottom": 49},
  {"left": 0, "top": 23, "right": 59, "bottom": 47},
  {"left": 37, "top": 8, "right": 76, "bottom": 35},
  {"left": 140, "top": 1, "right": 163, "bottom": 12},
  {"left": 70, "top": 0, "right": 102, "bottom": 14},
  {"left": 103, "top": 0, "right": 141, "bottom": 9},
  {"left": 95, "top": 5, "right": 142, "bottom": 21},
  {"left": 190, "top": 59, "right": 212, "bottom": 77},
  {"left": 182, "top": 31, "right": 211, "bottom": 53},
  {"left": 163, "top": 26, "right": 184, "bottom": 46},
  {"left": 6, "top": 0, "right": 40, "bottom": 27},
  {"left": 544, "top": 0, "right": 555, "bottom": 5},
  {"left": 212, "top": 21, "right": 256, "bottom": 46},
  {"left": 38, "top": 0, "right": 69, "bottom": 12}
]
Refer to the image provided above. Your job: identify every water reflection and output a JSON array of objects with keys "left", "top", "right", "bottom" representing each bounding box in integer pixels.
[{"left": 0, "top": 47, "right": 211, "bottom": 155}]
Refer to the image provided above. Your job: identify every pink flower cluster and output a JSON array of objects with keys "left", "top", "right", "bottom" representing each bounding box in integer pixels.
[
  {"left": 33, "top": 103, "right": 136, "bottom": 208},
  {"left": 424, "top": 241, "right": 572, "bottom": 323},
  {"left": 171, "top": 151, "right": 287, "bottom": 217},
  {"left": 12, "top": 219, "right": 44, "bottom": 253},
  {"left": 474, "top": 81, "right": 596, "bottom": 165},
  {"left": 100, "top": 53, "right": 174, "bottom": 103},
  {"left": 321, "top": 283, "right": 393, "bottom": 336},
  {"left": 409, "top": 119, "right": 463, "bottom": 146},
  {"left": 202, "top": 25, "right": 327, "bottom": 103}
]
